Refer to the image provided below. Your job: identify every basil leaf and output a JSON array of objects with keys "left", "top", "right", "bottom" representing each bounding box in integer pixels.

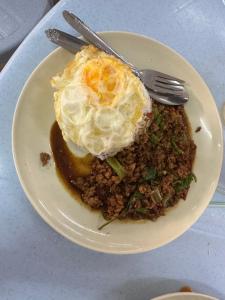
[
  {"left": 106, "top": 157, "right": 126, "bottom": 179},
  {"left": 143, "top": 167, "right": 157, "bottom": 181},
  {"left": 175, "top": 173, "right": 197, "bottom": 192}
]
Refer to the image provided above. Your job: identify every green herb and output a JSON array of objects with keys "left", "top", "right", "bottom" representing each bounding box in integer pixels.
[
  {"left": 98, "top": 191, "right": 142, "bottom": 230},
  {"left": 192, "top": 173, "right": 197, "bottom": 182},
  {"left": 159, "top": 120, "right": 165, "bottom": 130},
  {"left": 153, "top": 106, "right": 159, "bottom": 118},
  {"left": 135, "top": 207, "right": 149, "bottom": 214},
  {"left": 126, "top": 191, "right": 142, "bottom": 211},
  {"left": 155, "top": 114, "right": 162, "bottom": 125},
  {"left": 163, "top": 194, "right": 171, "bottom": 207},
  {"left": 131, "top": 191, "right": 143, "bottom": 200},
  {"left": 150, "top": 188, "right": 162, "bottom": 203},
  {"left": 175, "top": 173, "right": 197, "bottom": 192},
  {"left": 98, "top": 217, "right": 118, "bottom": 230},
  {"left": 155, "top": 113, "right": 164, "bottom": 129},
  {"left": 171, "top": 137, "right": 184, "bottom": 155},
  {"left": 106, "top": 157, "right": 126, "bottom": 180},
  {"left": 149, "top": 133, "right": 160, "bottom": 145},
  {"left": 143, "top": 167, "right": 157, "bottom": 181}
]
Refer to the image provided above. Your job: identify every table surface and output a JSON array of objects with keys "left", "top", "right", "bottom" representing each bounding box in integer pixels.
[{"left": 0, "top": 0, "right": 225, "bottom": 299}]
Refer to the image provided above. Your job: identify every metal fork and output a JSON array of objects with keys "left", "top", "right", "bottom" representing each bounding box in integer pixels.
[
  {"left": 46, "top": 29, "right": 187, "bottom": 106},
  {"left": 62, "top": 10, "right": 188, "bottom": 102}
]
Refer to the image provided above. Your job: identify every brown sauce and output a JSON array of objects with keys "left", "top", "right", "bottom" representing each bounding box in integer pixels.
[
  {"left": 50, "top": 122, "right": 148, "bottom": 224},
  {"left": 50, "top": 121, "right": 93, "bottom": 199}
]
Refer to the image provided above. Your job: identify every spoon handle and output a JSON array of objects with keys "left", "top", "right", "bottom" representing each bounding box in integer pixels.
[
  {"left": 45, "top": 28, "right": 184, "bottom": 106},
  {"left": 63, "top": 10, "right": 140, "bottom": 77},
  {"left": 45, "top": 28, "right": 87, "bottom": 53}
]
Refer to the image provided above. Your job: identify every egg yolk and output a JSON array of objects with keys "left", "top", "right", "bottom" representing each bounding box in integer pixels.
[{"left": 83, "top": 58, "right": 122, "bottom": 106}]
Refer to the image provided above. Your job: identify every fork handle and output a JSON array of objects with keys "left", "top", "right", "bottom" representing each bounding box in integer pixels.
[{"left": 63, "top": 10, "right": 140, "bottom": 77}]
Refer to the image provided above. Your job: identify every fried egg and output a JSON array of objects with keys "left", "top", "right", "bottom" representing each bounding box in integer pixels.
[{"left": 51, "top": 45, "right": 151, "bottom": 158}]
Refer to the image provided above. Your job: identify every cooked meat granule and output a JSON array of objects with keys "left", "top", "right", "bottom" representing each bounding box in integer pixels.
[
  {"left": 72, "top": 102, "right": 196, "bottom": 222},
  {"left": 40, "top": 152, "right": 51, "bottom": 166},
  {"left": 195, "top": 126, "right": 201, "bottom": 133},
  {"left": 180, "top": 286, "right": 193, "bottom": 292}
]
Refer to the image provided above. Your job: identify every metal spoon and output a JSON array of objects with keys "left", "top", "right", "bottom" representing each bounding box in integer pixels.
[{"left": 46, "top": 28, "right": 187, "bottom": 106}]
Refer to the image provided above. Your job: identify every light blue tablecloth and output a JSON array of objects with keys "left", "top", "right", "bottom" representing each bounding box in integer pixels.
[{"left": 1, "top": 1, "right": 225, "bottom": 299}]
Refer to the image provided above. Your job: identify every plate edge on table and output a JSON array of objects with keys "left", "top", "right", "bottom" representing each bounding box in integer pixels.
[
  {"left": 12, "top": 31, "right": 223, "bottom": 254},
  {"left": 151, "top": 292, "right": 218, "bottom": 300}
]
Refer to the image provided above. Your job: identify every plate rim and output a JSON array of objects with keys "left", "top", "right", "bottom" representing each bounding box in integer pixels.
[
  {"left": 151, "top": 292, "right": 218, "bottom": 300},
  {"left": 12, "top": 31, "right": 224, "bottom": 254}
]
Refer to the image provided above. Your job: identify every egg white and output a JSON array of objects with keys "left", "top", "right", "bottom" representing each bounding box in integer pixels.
[{"left": 51, "top": 45, "right": 151, "bottom": 158}]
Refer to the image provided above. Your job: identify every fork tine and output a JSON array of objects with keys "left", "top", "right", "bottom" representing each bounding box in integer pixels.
[
  {"left": 154, "top": 82, "right": 184, "bottom": 91},
  {"left": 152, "top": 85, "right": 186, "bottom": 96},
  {"left": 155, "top": 77, "right": 183, "bottom": 86},
  {"left": 157, "top": 74, "right": 185, "bottom": 84},
  {"left": 151, "top": 70, "right": 185, "bottom": 84}
]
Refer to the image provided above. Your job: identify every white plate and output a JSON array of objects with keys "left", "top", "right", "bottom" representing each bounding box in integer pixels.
[
  {"left": 12, "top": 32, "right": 223, "bottom": 254},
  {"left": 152, "top": 292, "right": 217, "bottom": 300}
]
